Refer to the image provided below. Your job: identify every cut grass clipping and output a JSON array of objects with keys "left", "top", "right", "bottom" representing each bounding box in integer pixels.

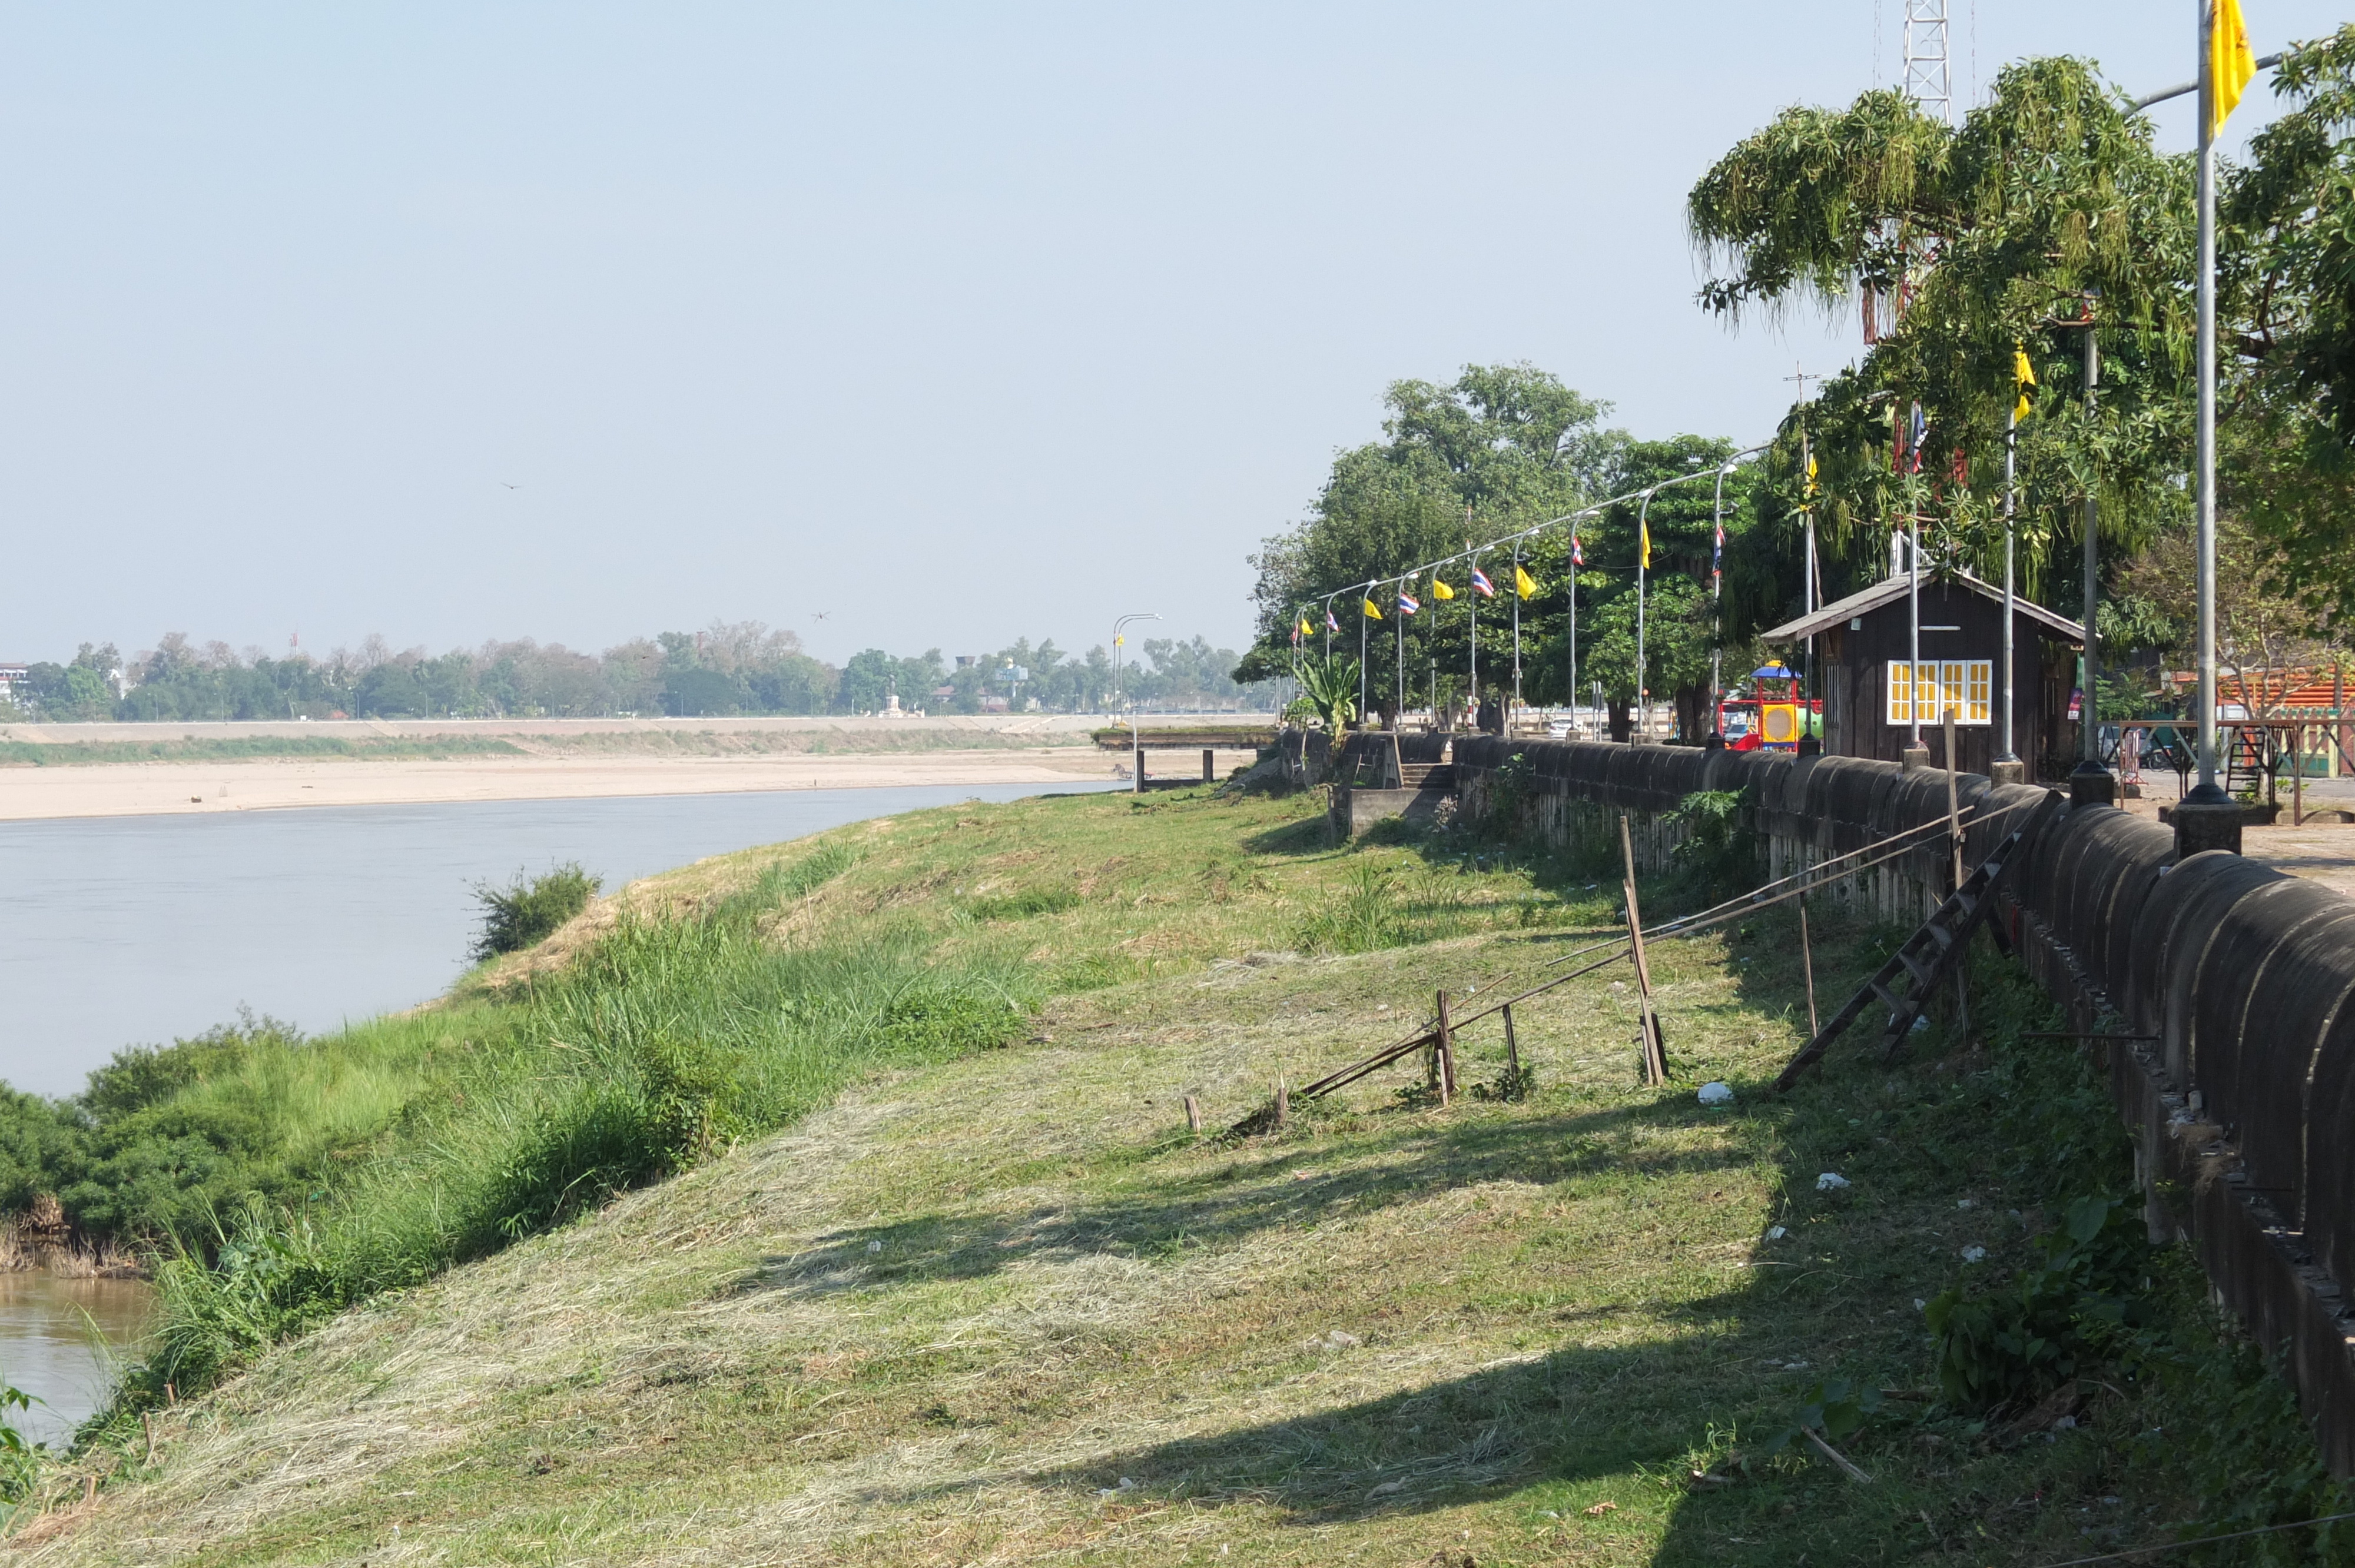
[{"left": 24, "top": 785, "right": 2353, "bottom": 1567}]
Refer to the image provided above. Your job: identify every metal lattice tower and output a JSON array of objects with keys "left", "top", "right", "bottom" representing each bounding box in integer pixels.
[{"left": 1902, "top": 1, "right": 1952, "bottom": 122}]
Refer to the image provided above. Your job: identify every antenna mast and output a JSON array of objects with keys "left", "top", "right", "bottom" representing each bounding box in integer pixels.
[{"left": 1901, "top": 1, "right": 1952, "bottom": 124}]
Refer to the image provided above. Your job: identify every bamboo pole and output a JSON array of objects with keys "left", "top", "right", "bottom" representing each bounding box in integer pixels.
[
  {"left": 1620, "top": 814, "right": 1669, "bottom": 1085},
  {"left": 1799, "top": 891, "right": 1819, "bottom": 1039},
  {"left": 1435, "top": 990, "right": 1455, "bottom": 1106}
]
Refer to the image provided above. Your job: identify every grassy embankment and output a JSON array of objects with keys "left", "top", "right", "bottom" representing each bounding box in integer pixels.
[{"left": 18, "top": 784, "right": 2351, "bottom": 1564}]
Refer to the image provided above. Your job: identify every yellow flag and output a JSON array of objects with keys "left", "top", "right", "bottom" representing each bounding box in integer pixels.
[
  {"left": 1362, "top": 596, "right": 1382, "bottom": 620},
  {"left": 2013, "top": 342, "right": 2037, "bottom": 421},
  {"left": 1296, "top": 615, "right": 1312, "bottom": 638},
  {"left": 1514, "top": 564, "right": 1537, "bottom": 599},
  {"left": 1431, "top": 577, "right": 1455, "bottom": 600},
  {"left": 2211, "top": 0, "right": 2257, "bottom": 139},
  {"left": 1639, "top": 518, "right": 1652, "bottom": 570},
  {"left": 1805, "top": 451, "right": 1818, "bottom": 496}
]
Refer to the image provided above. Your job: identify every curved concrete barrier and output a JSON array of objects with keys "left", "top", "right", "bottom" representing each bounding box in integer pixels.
[{"left": 1447, "top": 736, "right": 2355, "bottom": 1467}]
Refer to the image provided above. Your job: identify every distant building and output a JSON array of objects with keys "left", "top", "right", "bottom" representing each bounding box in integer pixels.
[
  {"left": 1762, "top": 569, "right": 2085, "bottom": 777},
  {"left": 0, "top": 665, "right": 28, "bottom": 703}
]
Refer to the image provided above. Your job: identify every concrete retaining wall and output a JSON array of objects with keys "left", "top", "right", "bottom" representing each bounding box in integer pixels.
[{"left": 1446, "top": 735, "right": 2355, "bottom": 1470}]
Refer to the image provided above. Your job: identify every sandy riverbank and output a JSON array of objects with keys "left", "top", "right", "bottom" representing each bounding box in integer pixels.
[{"left": 0, "top": 746, "right": 1269, "bottom": 822}]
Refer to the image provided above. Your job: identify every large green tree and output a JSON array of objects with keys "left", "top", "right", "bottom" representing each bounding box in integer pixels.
[
  {"left": 1240, "top": 364, "right": 1626, "bottom": 713},
  {"left": 2218, "top": 26, "right": 2355, "bottom": 619},
  {"left": 1687, "top": 58, "right": 2195, "bottom": 622}
]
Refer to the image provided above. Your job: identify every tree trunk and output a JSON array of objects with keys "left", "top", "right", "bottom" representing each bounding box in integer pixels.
[{"left": 1674, "top": 684, "right": 1710, "bottom": 745}]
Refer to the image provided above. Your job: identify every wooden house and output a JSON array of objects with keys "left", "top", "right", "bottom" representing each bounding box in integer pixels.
[{"left": 1760, "top": 570, "right": 2086, "bottom": 778}]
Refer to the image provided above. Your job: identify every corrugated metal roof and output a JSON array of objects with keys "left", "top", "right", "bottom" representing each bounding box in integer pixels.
[{"left": 1760, "top": 570, "right": 2085, "bottom": 644}]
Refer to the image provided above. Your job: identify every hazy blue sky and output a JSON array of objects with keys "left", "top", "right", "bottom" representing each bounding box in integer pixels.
[{"left": 0, "top": 2, "right": 2338, "bottom": 669}]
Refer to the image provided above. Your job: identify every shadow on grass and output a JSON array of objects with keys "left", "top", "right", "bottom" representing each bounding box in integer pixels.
[
  {"left": 888, "top": 1333, "right": 1746, "bottom": 1527},
  {"left": 732, "top": 1091, "right": 1764, "bottom": 1303}
]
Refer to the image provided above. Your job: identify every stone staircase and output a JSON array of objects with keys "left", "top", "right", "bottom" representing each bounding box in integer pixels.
[{"left": 1398, "top": 762, "right": 1455, "bottom": 791}]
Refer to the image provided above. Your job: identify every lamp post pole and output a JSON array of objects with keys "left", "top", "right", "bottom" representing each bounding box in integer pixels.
[{"left": 1113, "top": 612, "right": 1159, "bottom": 793}]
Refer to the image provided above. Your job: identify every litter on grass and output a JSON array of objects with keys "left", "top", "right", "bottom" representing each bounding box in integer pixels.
[
  {"left": 1816, "top": 1172, "right": 1850, "bottom": 1191},
  {"left": 1697, "top": 1081, "right": 1734, "bottom": 1106},
  {"left": 1962, "top": 1245, "right": 1987, "bottom": 1263}
]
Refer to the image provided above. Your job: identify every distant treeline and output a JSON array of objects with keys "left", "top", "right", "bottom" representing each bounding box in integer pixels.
[{"left": 6, "top": 624, "right": 1272, "bottom": 722}]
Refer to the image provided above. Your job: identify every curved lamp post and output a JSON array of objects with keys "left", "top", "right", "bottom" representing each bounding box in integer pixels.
[{"left": 1113, "top": 612, "right": 1159, "bottom": 793}]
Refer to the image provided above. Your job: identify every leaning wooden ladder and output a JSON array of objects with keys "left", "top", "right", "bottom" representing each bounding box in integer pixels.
[{"left": 1773, "top": 791, "right": 2059, "bottom": 1090}]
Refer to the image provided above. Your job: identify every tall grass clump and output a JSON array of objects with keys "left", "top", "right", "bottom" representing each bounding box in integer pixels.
[
  {"left": 470, "top": 863, "right": 602, "bottom": 959},
  {"left": 101, "top": 860, "right": 1032, "bottom": 1427}
]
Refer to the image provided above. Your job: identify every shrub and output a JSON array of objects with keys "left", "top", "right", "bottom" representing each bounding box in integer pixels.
[
  {"left": 1925, "top": 1193, "right": 2156, "bottom": 1410},
  {"left": 878, "top": 985, "right": 1028, "bottom": 1059},
  {"left": 470, "top": 863, "right": 601, "bottom": 960},
  {"left": 1670, "top": 788, "right": 1754, "bottom": 895}
]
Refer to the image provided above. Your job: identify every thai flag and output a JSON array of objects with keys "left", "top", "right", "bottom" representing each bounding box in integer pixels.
[
  {"left": 1326, "top": 608, "right": 1339, "bottom": 633},
  {"left": 1397, "top": 590, "right": 1421, "bottom": 614},
  {"left": 1713, "top": 519, "right": 1724, "bottom": 576},
  {"left": 1570, "top": 534, "right": 1584, "bottom": 567},
  {"left": 1908, "top": 403, "right": 1928, "bottom": 474},
  {"left": 1470, "top": 567, "right": 1496, "bottom": 598}
]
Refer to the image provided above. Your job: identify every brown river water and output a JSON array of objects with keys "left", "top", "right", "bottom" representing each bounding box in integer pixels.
[{"left": 0, "top": 1273, "right": 154, "bottom": 1448}]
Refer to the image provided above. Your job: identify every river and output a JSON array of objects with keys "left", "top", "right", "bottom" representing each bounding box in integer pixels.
[
  {"left": 0, "top": 781, "right": 1105, "bottom": 1440},
  {"left": 0, "top": 1273, "right": 154, "bottom": 1449},
  {"left": 0, "top": 782, "right": 1103, "bottom": 1098}
]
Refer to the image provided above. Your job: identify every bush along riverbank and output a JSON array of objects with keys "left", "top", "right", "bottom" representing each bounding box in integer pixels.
[{"left": 8, "top": 784, "right": 2353, "bottom": 1562}]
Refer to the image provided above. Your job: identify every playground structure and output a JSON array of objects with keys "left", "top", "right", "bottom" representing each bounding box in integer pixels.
[{"left": 1716, "top": 663, "right": 1822, "bottom": 751}]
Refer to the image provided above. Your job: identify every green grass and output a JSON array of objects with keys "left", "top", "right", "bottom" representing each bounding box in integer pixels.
[{"left": 16, "top": 785, "right": 2349, "bottom": 1563}]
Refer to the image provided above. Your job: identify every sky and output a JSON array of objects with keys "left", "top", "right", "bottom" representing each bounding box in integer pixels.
[{"left": 0, "top": 1, "right": 2341, "bottom": 670}]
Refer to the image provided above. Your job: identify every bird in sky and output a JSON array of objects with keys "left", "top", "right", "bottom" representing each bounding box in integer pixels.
[
  {"left": 811, "top": 612, "right": 831, "bottom": 622},
  {"left": 498, "top": 481, "right": 519, "bottom": 490}
]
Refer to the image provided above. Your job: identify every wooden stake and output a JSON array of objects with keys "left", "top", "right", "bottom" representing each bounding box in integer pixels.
[
  {"left": 1502, "top": 1004, "right": 1520, "bottom": 1088},
  {"left": 1619, "top": 814, "right": 1669, "bottom": 1085},
  {"left": 1798, "top": 891, "right": 1819, "bottom": 1039},
  {"left": 1183, "top": 1094, "right": 1202, "bottom": 1134},
  {"left": 1435, "top": 991, "right": 1455, "bottom": 1107},
  {"left": 1274, "top": 1079, "right": 1288, "bottom": 1127}
]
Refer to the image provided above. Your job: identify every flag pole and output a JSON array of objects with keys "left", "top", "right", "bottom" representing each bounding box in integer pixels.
[
  {"left": 1568, "top": 537, "right": 1580, "bottom": 738},
  {"left": 1468, "top": 552, "right": 1479, "bottom": 723},
  {"left": 2178, "top": 0, "right": 2241, "bottom": 852},
  {"left": 1358, "top": 589, "right": 1369, "bottom": 728},
  {"left": 1710, "top": 464, "right": 1727, "bottom": 741},
  {"left": 1998, "top": 406, "right": 2020, "bottom": 779},
  {"left": 1906, "top": 404, "right": 1924, "bottom": 762},
  {"left": 1511, "top": 540, "right": 1524, "bottom": 723},
  {"left": 1635, "top": 490, "right": 1652, "bottom": 743}
]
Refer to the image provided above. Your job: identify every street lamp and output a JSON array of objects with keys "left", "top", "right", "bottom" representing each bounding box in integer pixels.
[
  {"left": 1112, "top": 613, "right": 1160, "bottom": 710},
  {"left": 1113, "top": 612, "right": 1159, "bottom": 793}
]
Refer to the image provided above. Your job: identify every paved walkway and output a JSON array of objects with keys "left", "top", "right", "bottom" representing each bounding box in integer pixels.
[{"left": 2115, "top": 772, "right": 2355, "bottom": 900}]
